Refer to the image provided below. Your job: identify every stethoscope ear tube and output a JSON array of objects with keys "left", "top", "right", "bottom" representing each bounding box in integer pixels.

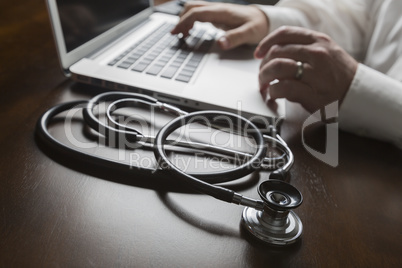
[{"left": 82, "top": 92, "right": 152, "bottom": 142}]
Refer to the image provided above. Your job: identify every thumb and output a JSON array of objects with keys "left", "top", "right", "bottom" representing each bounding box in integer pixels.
[{"left": 218, "top": 24, "right": 253, "bottom": 50}]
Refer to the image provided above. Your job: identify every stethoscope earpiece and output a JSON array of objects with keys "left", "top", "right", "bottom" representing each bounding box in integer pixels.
[{"left": 241, "top": 180, "right": 303, "bottom": 246}]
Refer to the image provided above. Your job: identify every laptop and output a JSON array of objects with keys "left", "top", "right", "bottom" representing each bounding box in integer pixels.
[{"left": 46, "top": 0, "right": 285, "bottom": 121}]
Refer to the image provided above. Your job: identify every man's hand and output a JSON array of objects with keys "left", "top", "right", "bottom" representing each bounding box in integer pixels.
[
  {"left": 256, "top": 26, "right": 358, "bottom": 112},
  {"left": 171, "top": 1, "right": 269, "bottom": 50}
]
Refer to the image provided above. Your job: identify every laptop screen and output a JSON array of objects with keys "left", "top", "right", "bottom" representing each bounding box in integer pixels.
[{"left": 56, "top": 0, "right": 150, "bottom": 53}]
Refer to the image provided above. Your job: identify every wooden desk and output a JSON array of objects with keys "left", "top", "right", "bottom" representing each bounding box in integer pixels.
[{"left": 1, "top": 1, "right": 401, "bottom": 267}]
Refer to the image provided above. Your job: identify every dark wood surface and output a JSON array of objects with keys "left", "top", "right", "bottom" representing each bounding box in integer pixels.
[{"left": 1, "top": 1, "right": 402, "bottom": 267}]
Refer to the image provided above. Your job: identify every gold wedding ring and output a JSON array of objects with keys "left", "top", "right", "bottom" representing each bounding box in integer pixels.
[{"left": 295, "top": 61, "right": 304, "bottom": 80}]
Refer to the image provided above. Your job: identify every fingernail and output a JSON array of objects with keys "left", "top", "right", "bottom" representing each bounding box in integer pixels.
[
  {"left": 219, "top": 36, "right": 230, "bottom": 50},
  {"left": 254, "top": 48, "right": 262, "bottom": 58}
]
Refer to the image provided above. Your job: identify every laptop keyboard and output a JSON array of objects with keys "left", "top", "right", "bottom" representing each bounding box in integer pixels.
[{"left": 107, "top": 23, "right": 215, "bottom": 83}]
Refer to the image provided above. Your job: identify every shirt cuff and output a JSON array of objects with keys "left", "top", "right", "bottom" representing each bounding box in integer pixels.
[
  {"left": 339, "top": 64, "right": 402, "bottom": 148},
  {"left": 256, "top": 5, "right": 309, "bottom": 32}
]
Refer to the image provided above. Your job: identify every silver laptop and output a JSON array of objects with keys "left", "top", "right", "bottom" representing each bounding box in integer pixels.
[{"left": 46, "top": 0, "right": 285, "bottom": 120}]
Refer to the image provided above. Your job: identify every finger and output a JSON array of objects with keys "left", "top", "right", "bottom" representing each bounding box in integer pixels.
[
  {"left": 260, "top": 84, "right": 269, "bottom": 102},
  {"left": 254, "top": 26, "right": 317, "bottom": 58},
  {"left": 259, "top": 44, "right": 311, "bottom": 70},
  {"left": 171, "top": 5, "right": 227, "bottom": 36},
  {"left": 218, "top": 22, "right": 256, "bottom": 50},
  {"left": 259, "top": 59, "right": 311, "bottom": 88},
  {"left": 179, "top": 1, "right": 212, "bottom": 16},
  {"left": 268, "top": 79, "right": 312, "bottom": 104}
]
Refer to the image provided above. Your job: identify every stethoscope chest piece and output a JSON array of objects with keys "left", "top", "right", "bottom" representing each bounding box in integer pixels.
[{"left": 241, "top": 180, "right": 303, "bottom": 246}]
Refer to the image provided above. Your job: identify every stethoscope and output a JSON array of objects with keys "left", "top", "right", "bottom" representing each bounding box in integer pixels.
[{"left": 36, "top": 91, "right": 303, "bottom": 246}]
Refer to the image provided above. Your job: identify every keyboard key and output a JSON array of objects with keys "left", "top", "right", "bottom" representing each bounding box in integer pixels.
[
  {"left": 170, "top": 61, "right": 182, "bottom": 68},
  {"left": 161, "top": 66, "right": 179, "bottom": 79},
  {"left": 132, "top": 63, "right": 148, "bottom": 72},
  {"left": 191, "top": 52, "right": 204, "bottom": 61},
  {"left": 146, "top": 64, "right": 164, "bottom": 76},
  {"left": 137, "top": 48, "right": 148, "bottom": 54},
  {"left": 177, "top": 53, "right": 188, "bottom": 60},
  {"left": 182, "top": 65, "right": 197, "bottom": 72},
  {"left": 139, "top": 58, "right": 152, "bottom": 65},
  {"left": 144, "top": 56, "right": 155, "bottom": 62},
  {"left": 131, "top": 52, "right": 142, "bottom": 58},
  {"left": 110, "top": 21, "right": 214, "bottom": 82},
  {"left": 159, "top": 56, "right": 170, "bottom": 63},
  {"left": 175, "top": 74, "right": 192, "bottom": 83},
  {"left": 126, "top": 56, "right": 139, "bottom": 62},
  {"left": 117, "top": 61, "right": 133, "bottom": 69},
  {"left": 179, "top": 69, "right": 194, "bottom": 77},
  {"left": 185, "top": 60, "right": 200, "bottom": 68},
  {"left": 108, "top": 59, "right": 119, "bottom": 66}
]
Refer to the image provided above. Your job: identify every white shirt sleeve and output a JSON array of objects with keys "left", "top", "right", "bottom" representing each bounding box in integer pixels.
[
  {"left": 258, "top": 0, "right": 369, "bottom": 59},
  {"left": 257, "top": 0, "right": 402, "bottom": 148},
  {"left": 339, "top": 64, "right": 402, "bottom": 148}
]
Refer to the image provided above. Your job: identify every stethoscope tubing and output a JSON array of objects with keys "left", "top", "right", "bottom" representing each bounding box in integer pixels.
[
  {"left": 86, "top": 92, "right": 291, "bottom": 170},
  {"left": 36, "top": 92, "right": 294, "bottom": 208},
  {"left": 153, "top": 110, "right": 268, "bottom": 208},
  {"left": 36, "top": 101, "right": 153, "bottom": 175}
]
